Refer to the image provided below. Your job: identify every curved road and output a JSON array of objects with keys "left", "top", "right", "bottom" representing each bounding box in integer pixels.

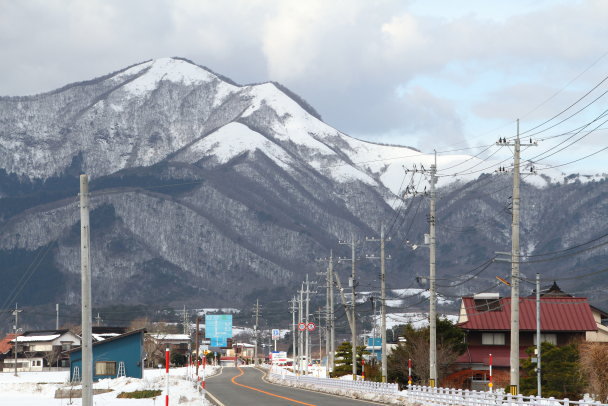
[{"left": 205, "top": 367, "right": 384, "bottom": 406}]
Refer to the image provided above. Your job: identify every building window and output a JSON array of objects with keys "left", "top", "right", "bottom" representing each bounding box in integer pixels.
[
  {"left": 61, "top": 343, "right": 72, "bottom": 351},
  {"left": 533, "top": 333, "right": 557, "bottom": 345},
  {"left": 95, "top": 361, "right": 117, "bottom": 376},
  {"left": 482, "top": 333, "right": 506, "bottom": 345}
]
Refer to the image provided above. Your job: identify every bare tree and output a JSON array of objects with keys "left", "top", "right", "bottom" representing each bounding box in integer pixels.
[{"left": 579, "top": 342, "right": 608, "bottom": 402}]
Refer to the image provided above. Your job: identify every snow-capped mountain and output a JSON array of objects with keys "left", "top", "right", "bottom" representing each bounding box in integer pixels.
[
  {"left": 1, "top": 57, "right": 607, "bottom": 314},
  {"left": 0, "top": 57, "right": 482, "bottom": 198}
]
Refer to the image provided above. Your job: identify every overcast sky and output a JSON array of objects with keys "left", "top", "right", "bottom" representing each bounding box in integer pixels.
[{"left": 1, "top": 0, "right": 607, "bottom": 174}]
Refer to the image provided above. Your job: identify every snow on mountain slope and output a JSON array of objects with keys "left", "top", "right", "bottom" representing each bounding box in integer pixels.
[{"left": 174, "top": 122, "right": 294, "bottom": 169}]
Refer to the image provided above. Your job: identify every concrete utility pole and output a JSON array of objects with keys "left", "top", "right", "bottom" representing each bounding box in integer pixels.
[
  {"left": 317, "top": 250, "right": 336, "bottom": 377},
  {"left": 289, "top": 296, "right": 297, "bottom": 368},
  {"left": 13, "top": 304, "right": 22, "bottom": 376},
  {"left": 298, "top": 285, "right": 304, "bottom": 374},
  {"left": 195, "top": 317, "right": 201, "bottom": 376},
  {"left": 305, "top": 274, "right": 311, "bottom": 375},
  {"left": 496, "top": 122, "right": 536, "bottom": 394},
  {"left": 366, "top": 225, "right": 391, "bottom": 382},
  {"left": 316, "top": 308, "right": 323, "bottom": 367},
  {"left": 253, "top": 299, "right": 261, "bottom": 364},
  {"left": 328, "top": 253, "right": 335, "bottom": 376},
  {"left": 80, "top": 174, "right": 93, "bottom": 406},
  {"left": 56, "top": 304, "right": 59, "bottom": 330},
  {"left": 339, "top": 234, "right": 357, "bottom": 380},
  {"left": 536, "top": 273, "right": 542, "bottom": 397},
  {"left": 429, "top": 153, "right": 438, "bottom": 387}
]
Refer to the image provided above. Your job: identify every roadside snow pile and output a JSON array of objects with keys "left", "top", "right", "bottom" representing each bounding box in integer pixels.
[{"left": 0, "top": 366, "right": 219, "bottom": 406}]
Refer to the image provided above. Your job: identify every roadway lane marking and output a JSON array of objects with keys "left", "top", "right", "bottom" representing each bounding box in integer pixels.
[
  {"left": 205, "top": 389, "right": 227, "bottom": 406},
  {"left": 231, "top": 367, "right": 318, "bottom": 406}
]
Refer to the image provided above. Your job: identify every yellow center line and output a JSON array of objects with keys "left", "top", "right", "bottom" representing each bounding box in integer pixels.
[{"left": 231, "top": 367, "right": 318, "bottom": 406}]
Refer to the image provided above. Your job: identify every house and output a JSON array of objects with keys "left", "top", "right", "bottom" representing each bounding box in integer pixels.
[
  {"left": 69, "top": 329, "right": 145, "bottom": 382},
  {"left": 232, "top": 342, "right": 255, "bottom": 359},
  {"left": 445, "top": 285, "right": 606, "bottom": 389},
  {"left": 2, "top": 329, "right": 80, "bottom": 372},
  {"left": 148, "top": 333, "right": 191, "bottom": 355}
]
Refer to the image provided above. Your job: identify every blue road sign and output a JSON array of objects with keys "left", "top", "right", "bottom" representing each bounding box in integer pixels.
[{"left": 205, "top": 314, "right": 233, "bottom": 342}]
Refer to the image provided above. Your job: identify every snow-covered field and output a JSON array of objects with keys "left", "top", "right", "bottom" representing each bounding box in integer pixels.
[{"left": 0, "top": 366, "right": 218, "bottom": 405}]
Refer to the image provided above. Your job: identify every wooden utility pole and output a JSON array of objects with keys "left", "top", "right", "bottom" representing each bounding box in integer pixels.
[{"left": 80, "top": 174, "right": 93, "bottom": 406}]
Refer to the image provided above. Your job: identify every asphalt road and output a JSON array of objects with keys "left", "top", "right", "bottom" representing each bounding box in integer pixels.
[{"left": 205, "top": 367, "right": 384, "bottom": 406}]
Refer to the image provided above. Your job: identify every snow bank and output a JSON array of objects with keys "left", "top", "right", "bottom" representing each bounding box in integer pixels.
[{"left": 0, "top": 366, "right": 219, "bottom": 405}]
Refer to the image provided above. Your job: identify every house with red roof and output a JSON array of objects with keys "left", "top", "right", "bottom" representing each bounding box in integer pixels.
[{"left": 443, "top": 283, "right": 608, "bottom": 390}]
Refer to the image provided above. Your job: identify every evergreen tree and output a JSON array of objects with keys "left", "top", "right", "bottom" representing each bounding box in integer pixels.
[
  {"left": 521, "top": 342, "right": 586, "bottom": 399},
  {"left": 331, "top": 341, "right": 368, "bottom": 377}
]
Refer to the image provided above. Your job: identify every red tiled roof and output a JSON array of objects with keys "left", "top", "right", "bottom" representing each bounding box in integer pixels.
[
  {"left": 456, "top": 345, "right": 528, "bottom": 367},
  {"left": 459, "top": 296, "right": 597, "bottom": 331},
  {"left": 0, "top": 333, "right": 18, "bottom": 354}
]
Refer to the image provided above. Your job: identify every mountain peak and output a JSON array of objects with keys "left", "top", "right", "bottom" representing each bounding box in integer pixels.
[{"left": 115, "top": 57, "right": 226, "bottom": 96}]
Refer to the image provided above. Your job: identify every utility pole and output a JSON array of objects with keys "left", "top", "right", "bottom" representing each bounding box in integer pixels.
[
  {"left": 403, "top": 157, "right": 438, "bottom": 386},
  {"left": 316, "top": 308, "right": 323, "bottom": 370},
  {"left": 253, "top": 299, "right": 261, "bottom": 364},
  {"left": 429, "top": 152, "right": 437, "bottom": 387},
  {"left": 318, "top": 250, "right": 338, "bottom": 378},
  {"left": 95, "top": 313, "right": 102, "bottom": 327},
  {"left": 195, "top": 316, "right": 201, "bottom": 376},
  {"left": 13, "top": 304, "right": 22, "bottom": 376},
  {"left": 305, "top": 274, "right": 310, "bottom": 375},
  {"left": 298, "top": 284, "right": 304, "bottom": 374},
  {"left": 80, "top": 174, "right": 93, "bottom": 406},
  {"left": 536, "top": 273, "right": 541, "bottom": 397},
  {"left": 496, "top": 122, "right": 536, "bottom": 394},
  {"left": 328, "top": 253, "right": 335, "bottom": 376},
  {"left": 289, "top": 296, "right": 297, "bottom": 370},
  {"left": 366, "top": 225, "right": 391, "bottom": 382},
  {"left": 56, "top": 304, "right": 59, "bottom": 330},
  {"left": 339, "top": 234, "right": 358, "bottom": 380}
]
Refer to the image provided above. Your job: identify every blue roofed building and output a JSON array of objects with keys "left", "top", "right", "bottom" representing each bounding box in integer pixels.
[{"left": 68, "top": 329, "right": 145, "bottom": 382}]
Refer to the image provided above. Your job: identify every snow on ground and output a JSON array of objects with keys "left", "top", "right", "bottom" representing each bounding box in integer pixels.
[
  {"left": 0, "top": 366, "right": 219, "bottom": 406},
  {"left": 383, "top": 312, "right": 459, "bottom": 330}
]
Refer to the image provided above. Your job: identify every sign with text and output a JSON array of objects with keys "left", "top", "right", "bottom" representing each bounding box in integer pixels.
[
  {"left": 206, "top": 314, "right": 233, "bottom": 347},
  {"left": 271, "top": 329, "right": 280, "bottom": 340}
]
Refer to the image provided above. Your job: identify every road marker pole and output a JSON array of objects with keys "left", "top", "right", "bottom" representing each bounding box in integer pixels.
[
  {"left": 408, "top": 358, "right": 412, "bottom": 385},
  {"left": 489, "top": 353, "right": 493, "bottom": 392},
  {"left": 165, "top": 348, "right": 170, "bottom": 406}
]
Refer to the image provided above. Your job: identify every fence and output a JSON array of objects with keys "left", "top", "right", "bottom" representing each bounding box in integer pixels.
[
  {"left": 270, "top": 372, "right": 399, "bottom": 396},
  {"left": 406, "top": 385, "right": 608, "bottom": 406}
]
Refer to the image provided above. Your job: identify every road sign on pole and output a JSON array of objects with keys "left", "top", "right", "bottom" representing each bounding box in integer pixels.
[
  {"left": 306, "top": 322, "right": 316, "bottom": 332},
  {"left": 298, "top": 322, "right": 306, "bottom": 331},
  {"left": 272, "top": 329, "right": 280, "bottom": 340}
]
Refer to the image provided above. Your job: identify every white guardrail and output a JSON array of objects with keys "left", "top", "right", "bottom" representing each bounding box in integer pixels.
[
  {"left": 270, "top": 372, "right": 399, "bottom": 396},
  {"left": 406, "top": 385, "right": 607, "bottom": 406}
]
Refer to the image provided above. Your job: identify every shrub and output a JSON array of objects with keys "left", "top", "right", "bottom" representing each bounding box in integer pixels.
[{"left": 117, "top": 390, "right": 162, "bottom": 399}]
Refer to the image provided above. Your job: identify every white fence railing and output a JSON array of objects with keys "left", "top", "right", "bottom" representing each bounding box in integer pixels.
[
  {"left": 406, "top": 385, "right": 607, "bottom": 406},
  {"left": 270, "top": 372, "right": 399, "bottom": 396}
]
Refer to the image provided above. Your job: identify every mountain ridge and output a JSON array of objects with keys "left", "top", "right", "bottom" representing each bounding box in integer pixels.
[{"left": 0, "top": 57, "right": 607, "bottom": 316}]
